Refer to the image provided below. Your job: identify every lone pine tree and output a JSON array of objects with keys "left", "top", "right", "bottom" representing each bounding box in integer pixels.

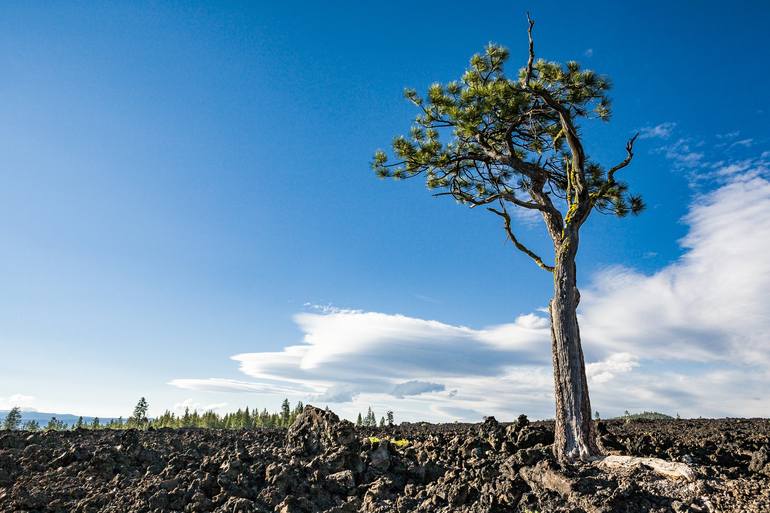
[
  {"left": 281, "top": 399, "right": 291, "bottom": 426},
  {"left": 131, "top": 397, "right": 149, "bottom": 428},
  {"left": 2, "top": 406, "right": 22, "bottom": 431},
  {"left": 373, "top": 16, "right": 642, "bottom": 462}
]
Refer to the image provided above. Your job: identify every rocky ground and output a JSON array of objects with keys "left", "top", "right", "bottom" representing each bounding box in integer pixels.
[{"left": 1, "top": 406, "right": 769, "bottom": 513}]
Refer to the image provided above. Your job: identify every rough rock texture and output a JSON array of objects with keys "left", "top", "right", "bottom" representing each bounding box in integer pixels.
[{"left": 0, "top": 407, "right": 768, "bottom": 512}]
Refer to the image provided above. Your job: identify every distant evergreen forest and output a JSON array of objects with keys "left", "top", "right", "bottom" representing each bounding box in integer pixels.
[
  {"left": 1, "top": 398, "right": 395, "bottom": 431},
  {"left": 3, "top": 399, "right": 680, "bottom": 432}
]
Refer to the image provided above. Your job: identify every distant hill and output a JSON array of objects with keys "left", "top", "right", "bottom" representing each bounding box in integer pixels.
[
  {"left": 617, "top": 411, "right": 675, "bottom": 421},
  {"left": 0, "top": 410, "right": 119, "bottom": 427}
]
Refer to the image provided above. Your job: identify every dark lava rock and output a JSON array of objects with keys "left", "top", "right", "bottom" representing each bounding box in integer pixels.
[
  {"left": 516, "top": 423, "right": 554, "bottom": 449},
  {"left": 367, "top": 440, "right": 390, "bottom": 472},
  {"left": 597, "top": 420, "right": 626, "bottom": 453},
  {"left": 0, "top": 415, "right": 769, "bottom": 512},
  {"left": 749, "top": 445, "right": 770, "bottom": 475},
  {"left": 326, "top": 469, "right": 356, "bottom": 494},
  {"left": 286, "top": 405, "right": 358, "bottom": 456}
]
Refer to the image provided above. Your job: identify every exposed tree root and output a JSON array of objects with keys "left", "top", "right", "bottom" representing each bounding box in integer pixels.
[{"left": 597, "top": 455, "right": 696, "bottom": 481}]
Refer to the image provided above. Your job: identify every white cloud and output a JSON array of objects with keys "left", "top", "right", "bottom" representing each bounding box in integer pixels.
[
  {"left": 0, "top": 393, "right": 36, "bottom": 410},
  {"left": 172, "top": 398, "right": 229, "bottom": 414},
  {"left": 714, "top": 159, "right": 753, "bottom": 177},
  {"left": 171, "top": 159, "right": 770, "bottom": 421},
  {"left": 390, "top": 380, "right": 445, "bottom": 398},
  {"left": 168, "top": 378, "right": 310, "bottom": 395},
  {"left": 228, "top": 311, "right": 551, "bottom": 396},
  {"left": 586, "top": 353, "right": 639, "bottom": 383},
  {"left": 580, "top": 174, "right": 770, "bottom": 369},
  {"left": 584, "top": 48, "right": 594, "bottom": 58},
  {"left": 170, "top": 310, "right": 557, "bottom": 420},
  {"left": 656, "top": 138, "right": 704, "bottom": 169},
  {"left": 655, "top": 129, "right": 768, "bottom": 187},
  {"left": 731, "top": 138, "right": 753, "bottom": 148},
  {"left": 638, "top": 122, "right": 676, "bottom": 140}
]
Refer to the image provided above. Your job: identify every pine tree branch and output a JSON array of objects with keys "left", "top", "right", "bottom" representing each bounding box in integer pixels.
[
  {"left": 524, "top": 13, "right": 535, "bottom": 86},
  {"left": 433, "top": 190, "right": 547, "bottom": 211},
  {"left": 520, "top": 17, "right": 589, "bottom": 232},
  {"left": 487, "top": 206, "right": 554, "bottom": 272},
  {"left": 476, "top": 133, "right": 514, "bottom": 168},
  {"left": 533, "top": 89, "right": 587, "bottom": 195},
  {"left": 603, "top": 133, "right": 638, "bottom": 189},
  {"left": 528, "top": 180, "right": 566, "bottom": 242},
  {"left": 475, "top": 128, "right": 567, "bottom": 240},
  {"left": 588, "top": 133, "right": 639, "bottom": 214},
  {"left": 476, "top": 132, "right": 553, "bottom": 184}
]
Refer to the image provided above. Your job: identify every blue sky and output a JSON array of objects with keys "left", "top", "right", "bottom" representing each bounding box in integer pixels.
[{"left": 1, "top": 1, "right": 769, "bottom": 421}]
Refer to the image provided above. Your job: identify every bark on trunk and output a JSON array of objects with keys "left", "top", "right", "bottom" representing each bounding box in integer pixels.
[{"left": 550, "top": 234, "right": 601, "bottom": 462}]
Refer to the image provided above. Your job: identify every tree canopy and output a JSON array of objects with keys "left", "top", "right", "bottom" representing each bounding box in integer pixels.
[{"left": 373, "top": 16, "right": 642, "bottom": 271}]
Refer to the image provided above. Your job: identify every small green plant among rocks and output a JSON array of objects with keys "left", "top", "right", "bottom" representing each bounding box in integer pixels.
[{"left": 367, "top": 436, "right": 410, "bottom": 448}]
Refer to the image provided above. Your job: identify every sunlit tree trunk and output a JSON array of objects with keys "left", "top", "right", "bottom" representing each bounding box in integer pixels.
[{"left": 549, "top": 233, "right": 601, "bottom": 462}]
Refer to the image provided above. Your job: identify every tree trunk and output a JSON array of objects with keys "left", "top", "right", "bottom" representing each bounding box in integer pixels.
[{"left": 550, "top": 234, "right": 601, "bottom": 462}]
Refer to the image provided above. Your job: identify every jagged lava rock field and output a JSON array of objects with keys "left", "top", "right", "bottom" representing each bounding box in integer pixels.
[{"left": 1, "top": 406, "right": 769, "bottom": 512}]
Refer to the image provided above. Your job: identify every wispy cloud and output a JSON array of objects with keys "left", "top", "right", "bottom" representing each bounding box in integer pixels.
[
  {"left": 168, "top": 378, "right": 314, "bottom": 395},
  {"left": 413, "top": 293, "right": 441, "bottom": 304},
  {"left": 655, "top": 138, "right": 704, "bottom": 169},
  {"left": 638, "top": 121, "right": 676, "bottom": 140},
  {"left": 172, "top": 398, "right": 228, "bottom": 414},
  {"left": 730, "top": 138, "right": 754, "bottom": 148},
  {"left": 653, "top": 125, "right": 769, "bottom": 187}
]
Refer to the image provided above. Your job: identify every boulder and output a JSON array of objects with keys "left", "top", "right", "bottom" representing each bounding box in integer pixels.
[
  {"left": 749, "top": 445, "right": 770, "bottom": 476},
  {"left": 285, "top": 405, "right": 357, "bottom": 457}
]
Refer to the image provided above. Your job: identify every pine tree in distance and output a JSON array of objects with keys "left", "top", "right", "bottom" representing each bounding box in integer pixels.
[
  {"left": 45, "top": 417, "right": 66, "bottom": 431},
  {"left": 130, "top": 397, "right": 149, "bottom": 428},
  {"left": 373, "top": 15, "right": 643, "bottom": 462},
  {"left": 281, "top": 399, "right": 291, "bottom": 426},
  {"left": 365, "top": 407, "right": 376, "bottom": 427},
  {"left": 2, "top": 406, "right": 22, "bottom": 431},
  {"left": 22, "top": 420, "right": 40, "bottom": 432}
]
